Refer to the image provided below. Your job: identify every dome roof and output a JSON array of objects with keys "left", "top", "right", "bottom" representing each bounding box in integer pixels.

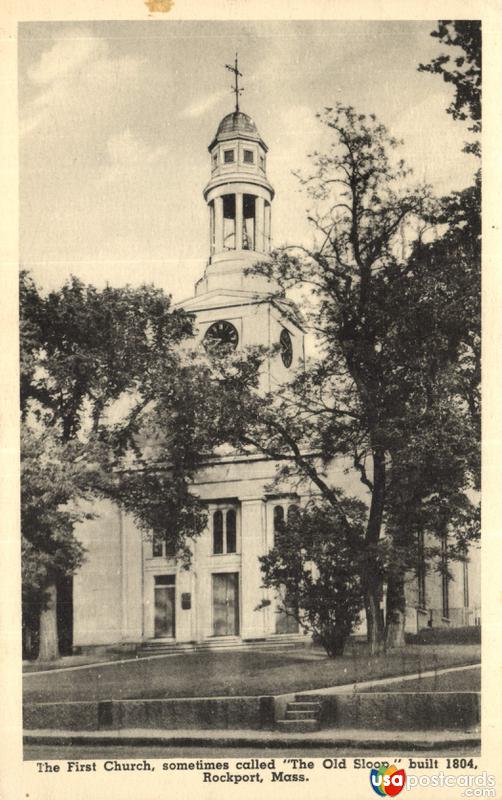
[
  {"left": 216, "top": 111, "right": 259, "bottom": 137},
  {"left": 209, "top": 110, "right": 267, "bottom": 151}
]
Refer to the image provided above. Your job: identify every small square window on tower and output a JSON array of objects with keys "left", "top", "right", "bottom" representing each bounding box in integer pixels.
[
  {"left": 223, "top": 149, "right": 235, "bottom": 164},
  {"left": 243, "top": 149, "right": 254, "bottom": 164}
]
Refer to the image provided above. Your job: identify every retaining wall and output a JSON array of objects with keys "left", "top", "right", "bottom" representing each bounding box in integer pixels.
[
  {"left": 296, "top": 691, "right": 480, "bottom": 730},
  {"left": 24, "top": 691, "right": 480, "bottom": 732},
  {"left": 23, "top": 696, "right": 275, "bottom": 731}
]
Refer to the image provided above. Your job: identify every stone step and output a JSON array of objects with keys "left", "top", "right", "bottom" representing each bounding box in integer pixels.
[
  {"left": 142, "top": 639, "right": 241, "bottom": 653},
  {"left": 276, "top": 719, "right": 320, "bottom": 733},
  {"left": 288, "top": 702, "right": 321, "bottom": 712},
  {"left": 285, "top": 710, "right": 319, "bottom": 720},
  {"left": 142, "top": 634, "right": 304, "bottom": 647},
  {"left": 142, "top": 642, "right": 193, "bottom": 649},
  {"left": 140, "top": 636, "right": 307, "bottom": 655}
]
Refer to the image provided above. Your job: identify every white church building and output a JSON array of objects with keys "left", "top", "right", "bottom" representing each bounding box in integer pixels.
[{"left": 72, "top": 104, "right": 480, "bottom": 653}]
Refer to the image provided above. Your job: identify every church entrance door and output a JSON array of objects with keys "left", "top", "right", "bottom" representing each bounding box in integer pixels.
[
  {"left": 212, "top": 572, "right": 239, "bottom": 636},
  {"left": 154, "top": 575, "right": 176, "bottom": 638}
]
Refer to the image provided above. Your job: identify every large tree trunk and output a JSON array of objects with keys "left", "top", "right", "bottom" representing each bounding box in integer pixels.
[
  {"left": 364, "top": 448, "right": 387, "bottom": 654},
  {"left": 365, "top": 578, "right": 385, "bottom": 655},
  {"left": 38, "top": 582, "right": 60, "bottom": 662},
  {"left": 23, "top": 623, "right": 33, "bottom": 661},
  {"left": 385, "top": 574, "right": 406, "bottom": 649}
]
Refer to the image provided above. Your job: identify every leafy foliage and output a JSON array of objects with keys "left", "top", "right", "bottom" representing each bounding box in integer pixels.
[
  {"left": 20, "top": 423, "right": 95, "bottom": 656},
  {"left": 419, "top": 20, "right": 481, "bottom": 154},
  {"left": 259, "top": 500, "right": 366, "bottom": 656},
  {"left": 20, "top": 271, "right": 194, "bottom": 441},
  {"left": 20, "top": 273, "right": 217, "bottom": 657},
  {"left": 237, "top": 104, "right": 480, "bottom": 650},
  {"left": 21, "top": 426, "right": 89, "bottom": 605}
]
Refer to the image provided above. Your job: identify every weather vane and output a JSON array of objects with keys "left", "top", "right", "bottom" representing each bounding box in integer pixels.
[{"left": 225, "top": 53, "right": 244, "bottom": 113}]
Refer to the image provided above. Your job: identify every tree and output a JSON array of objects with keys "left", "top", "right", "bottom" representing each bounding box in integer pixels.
[
  {"left": 241, "top": 105, "right": 434, "bottom": 652},
  {"left": 218, "top": 104, "right": 479, "bottom": 653},
  {"left": 404, "top": 19, "right": 482, "bottom": 641},
  {"left": 21, "top": 425, "right": 92, "bottom": 661},
  {"left": 20, "top": 271, "right": 194, "bottom": 440},
  {"left": 259, "top": 500, "right": 366, "bottom": 657},
  {"left": 418, "top": 19, "right": 480, "bottom": 437},
  {"left": 20, "top": 273, "right": 211, "bottom": 660},
  {"left": 419, "top": 20, "right": 481, "bottom": 155}
]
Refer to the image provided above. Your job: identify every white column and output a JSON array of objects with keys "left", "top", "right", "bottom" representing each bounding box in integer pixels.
[
  {"left": 255, "top": 196, "right": 265, "bottom": 252},
  {"left": 265, "top": 202, "right": 271, "bottom": 252},
  {"left": 235, "top": 192, "right": 243, "bottom": 251},
  {"left": 240, "top": 498, "right": 267, "bottom": 639},
  {"left": 209, "top": 202, "right": 215, "bottom": 255},
  {"left": 214, "top": 196, "right": 224, "bottom": 253}
]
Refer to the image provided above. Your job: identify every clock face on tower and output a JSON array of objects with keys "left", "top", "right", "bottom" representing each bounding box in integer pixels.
[
  {"left": 280, "top": 328, "right": 293, "bottom": 367},
  {"left": 204, "top": 320, "right": 239, "bottom": 351}
]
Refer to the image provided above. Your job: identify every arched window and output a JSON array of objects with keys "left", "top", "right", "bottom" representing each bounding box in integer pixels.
[
  {"left": 417, "top": 531, "right": 426, "bottom": 609},
  {"left": 165, "top": 539, "right": 176, "bottom": 557},
  {"left": 212, "top": 506, "right": 239, "bottom": 555},
  {"left": 213, "top": 510, "right": 224, "bottom": 555},
  {"left": 152, "top": 537, "right": 163, "bottom": 557},
  {"left": 273, "top": 505, "right": 285, "bottom": 533},
  {"left": 271, "top": 501, "right": 300, "bottom": 634},
  {"left": 226, "top": 509, "right": 237, "bottom": 554},
  {"left": 152, "top": 536, "right": 176, "bottom": 558},
  {"left": 287, "top": 504, "right": 299, "bottom": 524}
]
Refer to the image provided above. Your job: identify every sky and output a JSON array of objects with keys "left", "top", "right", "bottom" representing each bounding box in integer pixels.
[{"left": 19, "top": 19, "right": 478, "bottom": 302}]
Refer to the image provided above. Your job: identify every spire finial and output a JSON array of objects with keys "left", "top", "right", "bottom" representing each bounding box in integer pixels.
[{"left": 225, "top": 52, "right": 243, "bottom": 113}]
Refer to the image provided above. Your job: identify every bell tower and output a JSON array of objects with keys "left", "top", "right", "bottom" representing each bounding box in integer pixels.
[
  {"left": 180, "top": 55, "right": 304, "bottom": 387},
  {"left": 195, "top": 56, "right": 277, "bottom": 297}
]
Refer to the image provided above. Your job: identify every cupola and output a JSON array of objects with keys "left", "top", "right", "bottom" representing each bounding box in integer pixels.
[{"left": 195, "top": 56, "right": 277, "bottom": 297}]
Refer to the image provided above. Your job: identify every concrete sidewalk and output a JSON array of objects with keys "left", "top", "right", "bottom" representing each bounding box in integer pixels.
[
  {"left": 24, "top": 727, "right": 480, "bottom": 751},
  {"left": 290, "top": 663, "right": 481, "bottom": 695}
]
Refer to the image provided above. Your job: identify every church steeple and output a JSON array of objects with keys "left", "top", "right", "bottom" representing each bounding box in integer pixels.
[{"left": 195, "top": 58, "right": 276, "bottom": 297}]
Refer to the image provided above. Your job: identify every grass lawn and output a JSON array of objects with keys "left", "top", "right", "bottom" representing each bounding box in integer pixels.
[{"left": 23, "top": 642, "right": 480, "bottom": 704}]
